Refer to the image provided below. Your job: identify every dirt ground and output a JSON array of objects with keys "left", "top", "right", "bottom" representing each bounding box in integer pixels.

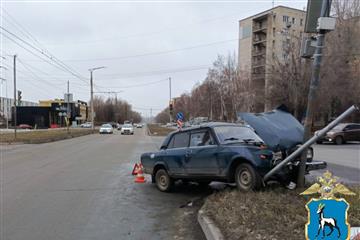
[
  {"left": 202, "top": 185, "right": 360, "bottom": 240},
  {"left": 0, "top": 128, "right": 93, "bottom": 144}
]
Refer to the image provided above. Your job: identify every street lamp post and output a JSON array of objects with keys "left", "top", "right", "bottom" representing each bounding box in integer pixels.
[{"left": 88, "top": 66, "right": 105, "bottom": 132}]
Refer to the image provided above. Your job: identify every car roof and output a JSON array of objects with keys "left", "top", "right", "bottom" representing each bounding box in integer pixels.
[{"left": 160, "top": 122, "right": 250, "bottom": 149}]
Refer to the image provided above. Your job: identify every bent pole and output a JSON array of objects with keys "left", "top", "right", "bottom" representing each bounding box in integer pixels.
[{"left": 263, "top": 105, "right": 359, "bottom": 182}]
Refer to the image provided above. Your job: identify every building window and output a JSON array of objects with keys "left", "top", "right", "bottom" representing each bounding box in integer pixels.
[
  {"left": 273, "top": 27, "right": 276, "bottom": 37},
  {"left": 283, "top": 15, "right": 289, "bottom": 23},
  {"left": 300, "top": 18, "right": 303, "bottom": 26},
  {"left": 292, "top": 17, "right": 296, "bottom": 24}
]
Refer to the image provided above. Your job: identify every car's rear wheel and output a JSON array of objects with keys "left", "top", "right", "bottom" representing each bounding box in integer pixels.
[
  {"left": 335, "top": 136, "right": 344, "bottom": 145},
  {"left": 155, "top": 169, "right": 173, "bottom": 192},
  {"left": 235, "top": 163, "right": 261, "bottom": 192}
]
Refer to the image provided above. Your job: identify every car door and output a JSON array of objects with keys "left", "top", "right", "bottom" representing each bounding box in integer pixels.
[
  {"left": 354, "top": 125, "right": 360, "bottom": 141},
  {"left": 184, "top": 129, "right": 220, "bottom": 176},
  {"left": 163, "top": 131, "right": 190, "bottom": 176},
  {"left": 345, "top": 124, "right": 360, "bottom": 141}
]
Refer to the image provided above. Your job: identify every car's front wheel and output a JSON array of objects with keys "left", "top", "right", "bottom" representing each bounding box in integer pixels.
[
  {"left": 235, "top": 163, "right": 261, "bottom": 191},
  {"left": 155, "top": 169, "right": 173, "bottom": 192}
]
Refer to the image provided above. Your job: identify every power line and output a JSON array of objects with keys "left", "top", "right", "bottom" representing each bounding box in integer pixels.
[
  {"left": 19, "top": 11, "right": 242, "bottom": 46},
  {"left": 1, "top": 28, "right": 89, "bottom": 83},
  {"left": 97, "top": 64, "right": 210, "bottom": 80},
  {"left": 23, "top": 38, "right": 239, "bottom": 62},
  {"left": 96, "top": 78, "right": 169, "bottom": 89}
]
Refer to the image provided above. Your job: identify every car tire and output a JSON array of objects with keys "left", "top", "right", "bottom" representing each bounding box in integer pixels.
[
  {"left": 316, "top": 140, "right": 323, "bottom": 144},
  {"left": 335, "top": 136, "right": 344, "bottom": 145},
  {"left": 155, "top": 169, "right": 173, "bottom": 192},
  {"left": 235, "top": 163, "right": 261, "bottom": 192}
]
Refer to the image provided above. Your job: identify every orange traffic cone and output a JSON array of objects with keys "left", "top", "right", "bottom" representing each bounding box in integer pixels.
[{"left": 134, "top": 167, "right": 146, "bottom": 183}]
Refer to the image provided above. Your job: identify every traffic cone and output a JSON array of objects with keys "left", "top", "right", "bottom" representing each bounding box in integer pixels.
[{"left": 134, "top": 167, "right": 146, "bottom": 183}]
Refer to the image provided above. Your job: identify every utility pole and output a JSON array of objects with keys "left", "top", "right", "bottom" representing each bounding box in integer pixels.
[
  {"left": 13, "top": 55, "right": 17, "bottom": 139},
  {"left": 150, "top": 108, "right": 152, "bottom": 123},
  {"left": 67, "top": 80, "right": 70, "bottom": 134},
  {"left": 169, "top": 77, "right": 172, "bottom": 123},
  {"left": 90, "top": 70, "right": 94, "bottom": 132},
  {"left": 297, "top": 0, "right": 331, "bottom": 187},
  {"left": 89, "top": 66, "right": 105, "bottom": 133}
]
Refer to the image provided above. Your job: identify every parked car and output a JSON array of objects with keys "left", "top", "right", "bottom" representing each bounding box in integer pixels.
[
  {"left": 99, "top": 123, "right": 113, "bottom": 134},
  {"left": 80, "top": 122, "right": 92, "bottom": 128},
  {"left": 136, "top": 124, "right": 143, "bottom": 128},
  {"left": 141, "top": 108, "right": 325, "bottom": 192},
  {"left": 316, "top": 123, "right": 360, "bottom": 144},
  {"left": 121, "top": 124, "right": 134, "bottom": 135},
  {"left": 18, "top": 124, "right": 33, "bottom": 129}
]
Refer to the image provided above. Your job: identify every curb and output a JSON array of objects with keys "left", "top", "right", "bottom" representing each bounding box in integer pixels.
[{"left": 197, "top": 209, "right": 225, "bottom": 240}]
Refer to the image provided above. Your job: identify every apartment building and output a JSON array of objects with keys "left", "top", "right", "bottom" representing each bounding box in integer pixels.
[{"left": 238, "top": 6, "right": 306, "bottom": 112}]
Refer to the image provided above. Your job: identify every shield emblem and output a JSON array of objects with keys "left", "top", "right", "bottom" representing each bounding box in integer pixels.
[{"left": 306, "top": 198, "right": 350, "bottom": 240}]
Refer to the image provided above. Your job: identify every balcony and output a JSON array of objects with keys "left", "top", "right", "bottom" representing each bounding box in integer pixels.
[{"left": 253, "top": 39, "right": 267, "bottom": 45}]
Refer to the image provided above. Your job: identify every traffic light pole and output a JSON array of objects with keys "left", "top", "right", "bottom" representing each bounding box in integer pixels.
[
  {"left": 13, "top": 55, "right": 17, "bottom": 139},
  {"left": 297, "top": 0, "right": 330, "bottom": 187}
]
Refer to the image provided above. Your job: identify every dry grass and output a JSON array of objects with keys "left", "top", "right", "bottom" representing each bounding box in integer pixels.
[
  {"left": 202, "top": 186, "right": 360, "bottom": 240},
  {"left": 147, "top": 124, "right": 175, "bottom": 136},
  {"left": 0, "top": 128, "right": 94, "bottom": 144}
]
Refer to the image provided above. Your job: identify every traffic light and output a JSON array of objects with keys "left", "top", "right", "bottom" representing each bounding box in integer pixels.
[
  {"left": 17, "top": 90, "right": 22, "bottom": 106},
  {"left": 169, "top": 100, "right": 174, "bottom": 115}
]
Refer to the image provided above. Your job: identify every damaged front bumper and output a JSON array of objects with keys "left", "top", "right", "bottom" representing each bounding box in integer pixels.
[{"left": 288, "top": 160, "right": 327, "bottom": 172}]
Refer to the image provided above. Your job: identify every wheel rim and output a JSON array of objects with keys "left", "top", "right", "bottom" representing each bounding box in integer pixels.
[
  {"left": 157, "top": 172, "right": 168, "bottom": 190},
  {"left": 237, "top": 168, "right": 252, "bottom": 189}
]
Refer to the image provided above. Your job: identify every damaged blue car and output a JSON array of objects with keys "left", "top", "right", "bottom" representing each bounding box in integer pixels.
[{"left": 141, "top": 107, "right": 327, "bottom": 192}]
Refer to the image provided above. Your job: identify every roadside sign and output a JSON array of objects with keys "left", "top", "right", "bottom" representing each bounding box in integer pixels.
[
  {"left": 176, "top": 112, "right": 184, "bottom": 121},
  {"left": 177, "top": 119, "right": 183, "bottom": 129}
]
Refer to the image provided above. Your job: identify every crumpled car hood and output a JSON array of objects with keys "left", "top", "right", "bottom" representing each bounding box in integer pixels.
[{"left": 238, "top": 106, "right": 304, "bottom": 151}]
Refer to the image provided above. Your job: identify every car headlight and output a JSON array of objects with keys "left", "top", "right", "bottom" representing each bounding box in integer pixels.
[
  {"left": 272, "top": 151, "right": 283, "bottom": 166},
  {"left": 307, "top": 148, "right": 313, "bottom": 159}
]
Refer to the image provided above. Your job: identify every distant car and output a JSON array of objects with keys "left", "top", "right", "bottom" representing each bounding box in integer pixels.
[
  {"left": 316, "top": 123, "right": 360, "bottom": 144},
  {"left": 18, "top": 124, "right": 32, "bottom": 129},
  {"left": 80, "top": 122, "right": 92, "bottom": 128},
  {"left": 136, "top": 124, "right": 143, "bottom": 128},
  {"left": 121, "top": 124, "right": 134, "bottom": 135},
  {"left": 141, "top": 108, "right": 325, "bottom": 192},
  {"left": 99, "top": 124, "right": 113, "bottom": 134}
]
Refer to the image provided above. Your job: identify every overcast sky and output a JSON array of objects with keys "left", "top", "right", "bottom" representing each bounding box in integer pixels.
[{"left": 1, "top": 0, "right": 307, "bottom": 117}]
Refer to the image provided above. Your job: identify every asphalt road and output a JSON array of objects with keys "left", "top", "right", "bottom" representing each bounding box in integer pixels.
[
  {"left": 1, "top": 128, "right": 207, "bottom": 240},
  {"left": 311, "top": 142, "right": 360, "bottom": 184},
  {"left": 1, "top": 129, "right": 359, "bottom": 240}
]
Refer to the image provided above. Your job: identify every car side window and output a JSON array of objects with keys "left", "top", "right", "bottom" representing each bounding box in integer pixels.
[
  {"left": 190, "top": 130, "right": 215, "bottom": 147},
  {"left": 345, "top": 125, "right": 355, "bottom": 131},
  {"left": 349, "top": 125, "right": 360, "bottom": 130},
  {"left": 168, "top": 132, "right": 189, "bottom": 149}
]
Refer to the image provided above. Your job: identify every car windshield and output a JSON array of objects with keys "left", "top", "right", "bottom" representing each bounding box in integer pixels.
[
  {"left": 214, "top": 126, "right": 263, "bottom": 144},
  {"left": 333, "top": 124, "right": 347, "bottom": 131},
  {"left": 123, "top": 124, "right": 132, "bottom": 127},
  {"left": 102, "top": 124, "right": 112, "bottom": 128}
]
